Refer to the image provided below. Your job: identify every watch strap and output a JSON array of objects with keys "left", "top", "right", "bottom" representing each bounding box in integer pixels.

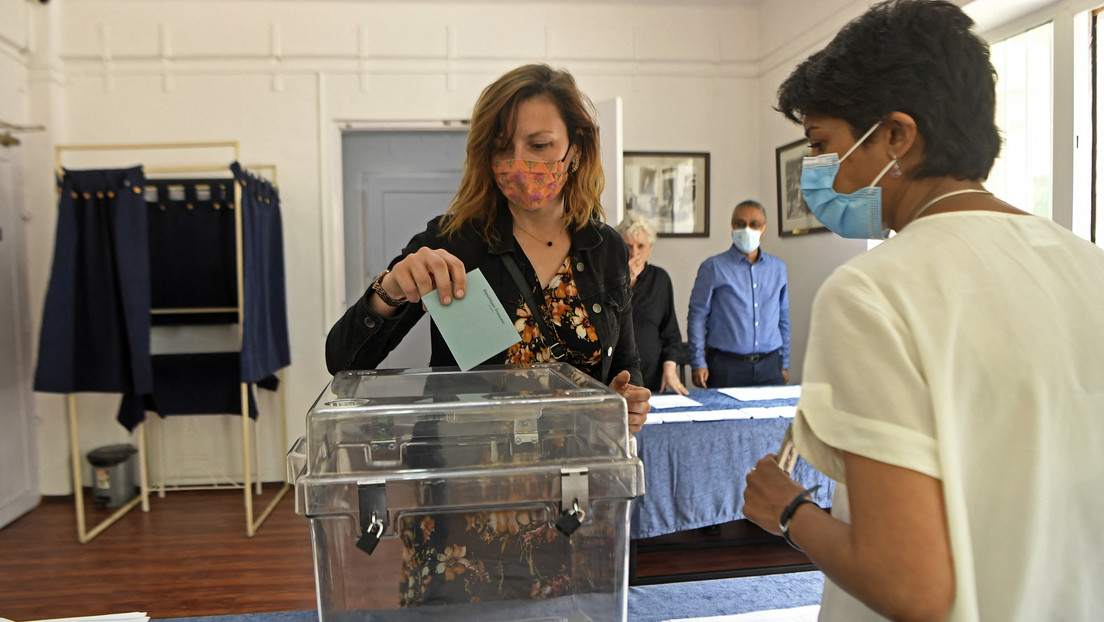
[
  {"left": 371, "top": 269, "right": 407, "bottom": 307},
  {"left": 779, "top": 485, "right": 821, "bottom": 551}
]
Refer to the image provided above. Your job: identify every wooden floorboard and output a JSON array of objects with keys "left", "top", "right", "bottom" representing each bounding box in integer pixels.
[
  {"left": 0, "top": 488, "right": 317, "bottom": 621},
  {"left": 0, "top": 490, "right": 809, "bottom": 621}
]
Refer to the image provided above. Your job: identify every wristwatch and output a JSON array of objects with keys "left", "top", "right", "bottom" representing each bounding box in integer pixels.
[
  {"left": 371, "top": 270, "right": 407, "bottom": 307},
  {"left": 779, "top": 485, "right": 821, "bottom": 551}
]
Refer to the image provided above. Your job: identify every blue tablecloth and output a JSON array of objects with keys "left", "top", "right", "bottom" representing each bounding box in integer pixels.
[
  {"left": 631, "top": 388, "right": 835, "bottom": 539},
  {"left": 160, "top": 571, "right": 826, "bottom": 622}
]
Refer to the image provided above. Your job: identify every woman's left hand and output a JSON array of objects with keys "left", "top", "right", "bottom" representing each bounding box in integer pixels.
[
  {"left": 659, "top": 361, "right": 689, "bottom": 396},
  {"left": 742, "top": 455, "right": 807, "bottom": 536},
  {"left": 627, "top": 255, "right": 646, "bottom": 286},
  {"left": 610, "top": 370, "right": 650, "bottom": 433}
]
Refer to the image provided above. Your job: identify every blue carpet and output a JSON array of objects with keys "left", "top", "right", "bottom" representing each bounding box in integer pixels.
[
  {"left": 160, "top": 571, "right": 824, "bottom": 622},
  {"left": 628, "top": 572, "right": 824, "bottom": 621}
]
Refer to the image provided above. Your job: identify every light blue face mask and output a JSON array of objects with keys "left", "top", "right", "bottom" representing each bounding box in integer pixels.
[
  {"left": 731, "top": 227, "right": 761, "bottom": 254},
  {"left": 800, "top": 122, "right": 897, "bottom": 239}
]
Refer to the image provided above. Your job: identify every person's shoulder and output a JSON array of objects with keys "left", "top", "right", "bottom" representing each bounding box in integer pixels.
[
  {"left": 421, "top": 214, "right": 487, "bottom": 251},
  {"left": 415, "top": 214, "right": 446, "bottom": 239},
  {"left": 594, "top": 219, "right": 623, "bottom": 242},
  {"left": 759, "top": 249, "right": 786, "bottom": 264},
  {"left": 760, "top": 249, "right": 788, "bottom": 273},
  {"left": 700, "top": 248, "right": 733, "bottom": 267},
  {"left": 589, "top": 219, "right": 629, "bottom": 253},
  {"left": 646, "top": 263, "right": 673, "bottom": 282},
  {"left": 815, "top": 250, "right": 894, "bottom": 309}
]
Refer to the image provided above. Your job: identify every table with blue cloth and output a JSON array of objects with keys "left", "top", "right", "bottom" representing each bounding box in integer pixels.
[{"left": 631, "top": 387, "right": 835, "bottom": 540}]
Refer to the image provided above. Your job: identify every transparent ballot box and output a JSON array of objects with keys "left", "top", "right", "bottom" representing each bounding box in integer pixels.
[{"left": 287, "top": 364, "right": 645, "bottom": 622}]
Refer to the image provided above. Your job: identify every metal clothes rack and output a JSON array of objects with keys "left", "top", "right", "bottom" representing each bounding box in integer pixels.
[{"left": 55, "top": 141, "right": 288, "bottom": 541}]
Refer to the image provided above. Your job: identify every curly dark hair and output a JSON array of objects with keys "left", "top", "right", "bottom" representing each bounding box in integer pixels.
[{"left": 776, "top": 0, "right": 1001, "bottom": 181}]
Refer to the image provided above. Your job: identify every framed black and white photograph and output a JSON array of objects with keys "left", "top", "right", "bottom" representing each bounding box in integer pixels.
[
  {"left": 774, "top": 138, "right": 828, "bottom": 237},
  {"left": 623, "top": 152, "right": 709, "bottom": 237}
]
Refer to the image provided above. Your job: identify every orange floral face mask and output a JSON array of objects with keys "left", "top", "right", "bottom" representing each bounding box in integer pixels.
[{"left": 492, "top": 158, "right": 569, "bottom": 209}]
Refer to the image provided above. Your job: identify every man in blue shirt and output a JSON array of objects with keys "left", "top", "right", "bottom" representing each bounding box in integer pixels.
[{"left": 687, "top": 200, "right": 790, "bottom": 387}]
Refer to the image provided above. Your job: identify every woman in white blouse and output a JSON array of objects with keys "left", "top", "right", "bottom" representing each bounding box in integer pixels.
[{"left": 742, "top": 1, "right": 1104, "bottom": 621}]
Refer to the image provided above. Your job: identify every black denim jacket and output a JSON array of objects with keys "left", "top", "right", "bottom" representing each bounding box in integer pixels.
[{"left": 325, "top": 204, "right": 642, "bottom": 386}]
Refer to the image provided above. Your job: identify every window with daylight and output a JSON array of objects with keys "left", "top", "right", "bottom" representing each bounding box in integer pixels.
[{"left": 988, "top": 21, "right": 1054, "bottom": 219}]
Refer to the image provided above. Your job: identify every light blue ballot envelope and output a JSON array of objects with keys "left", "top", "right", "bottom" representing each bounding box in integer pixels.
[{"left": 421, "top": 268, "right": 522, "bottom": 371}]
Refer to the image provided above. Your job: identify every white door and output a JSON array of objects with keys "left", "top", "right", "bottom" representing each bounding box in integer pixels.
[
  {"left": 341, "top": 130, "right": 467, "bottom": 370},
  {"left": 362, "top": 173, "right": 465, "bottom": 288},
  {"left": 596, "top": 97, "right": 624, "bottom": 224},
  {"left": 361, "top": 172, "right": 462, "bottom": 369},
  {"left": 0, "top": 150, "right": 40, "bottom": 528}
]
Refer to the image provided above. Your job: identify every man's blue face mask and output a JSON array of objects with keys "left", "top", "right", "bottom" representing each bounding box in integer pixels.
[{"left": 800, "top": 122, "right": 896, "bottom": 240}]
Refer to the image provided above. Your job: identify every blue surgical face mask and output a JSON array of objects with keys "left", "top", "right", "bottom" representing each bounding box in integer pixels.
[
  {"left": 800, "top": 122, "right": 896, "bottom": 239},
  {"left": 731, "top": 227, "right": 762, "bottom": 254}
]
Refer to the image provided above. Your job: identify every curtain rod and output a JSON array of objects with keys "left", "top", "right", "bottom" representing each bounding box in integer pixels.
[
  {"left": 0, "top": 120, "right": 46, "bottom": 132},
  {"left": 55, "top": 140, "right": 242, "bottom": 178},
  {"left": 145, "top": 163, "right": 278, "bottom": 185},
  {"left": 57, "top": 140, "right": 239, "bottom": 152}
]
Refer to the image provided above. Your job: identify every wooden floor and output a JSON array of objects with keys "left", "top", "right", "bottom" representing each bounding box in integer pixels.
[
  {"left": 0, "top": 488, "right": 315, "bottom": 621},
  {"left": 0, "top": 488, "right": 809, "bottom": 621}
]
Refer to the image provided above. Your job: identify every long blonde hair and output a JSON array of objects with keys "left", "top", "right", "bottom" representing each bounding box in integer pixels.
[{"left": 441, "top": 64, "right": 606, "bottom": 243}]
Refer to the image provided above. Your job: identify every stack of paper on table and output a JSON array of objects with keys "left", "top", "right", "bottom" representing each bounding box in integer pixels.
[{"left": 645, "top": 385, "right": 801, "bottom": 424}]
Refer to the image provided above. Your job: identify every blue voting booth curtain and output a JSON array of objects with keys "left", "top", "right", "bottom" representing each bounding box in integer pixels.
[
  {"left": 232, "top": 162, "right": 291, "bottom": 383},
  {"left": 116, "top": 352, "right": 276, "bottom": 431},
  {"left": 146, "top": 179, "right": 238, "bottom": 325},
  {"left": 34, "top": 167, "right": 153, "bottom": 395},
  {"left": 37, "top": 165, "right": 289, "bottom": 430}
]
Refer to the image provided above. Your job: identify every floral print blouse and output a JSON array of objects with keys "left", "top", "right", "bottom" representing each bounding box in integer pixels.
[
  {"left": 399, "top": 510, "right": 573, "bottom": 606},
  {"left": 505, "top": 255, "right": 601, "bottom": 378}
]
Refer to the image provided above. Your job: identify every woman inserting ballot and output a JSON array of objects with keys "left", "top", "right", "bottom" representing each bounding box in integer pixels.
[{"left": 325, "top": 64, "right": 650, "bottom": 607}]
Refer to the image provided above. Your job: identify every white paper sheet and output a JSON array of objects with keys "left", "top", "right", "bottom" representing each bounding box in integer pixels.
[
  {"left": 649, "top": 394, "right": 703, "bottom": 409},
  {"left": 716, "top": 385, "right": 802, "bottom": 402},
  {"left": 737, "top": 406, "right": 798, "bottom": 419},
  {"left": 644, "top": 411, "right": 699, "bottom": 424},
  {"left": 421, "top": 268, "right": 521, "bottom": 371},
  {"left": 666, "top": 604, "right": 820, "bottom": 622},
  {"left": 688, "top": 409, "right": 754, "bottom": 421},
  {"left": 645, "top": 406, "right": 795, "bottom": 424}
]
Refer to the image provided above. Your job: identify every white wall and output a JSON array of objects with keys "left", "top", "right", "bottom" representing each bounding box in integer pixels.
[
  {"left": 20, "top": 0, "right": 762, "bottom": 495},
  {"left": 753, "top": 0, "right": 873, "bottom": 383},
  {"left": 12, "top": 0, "right": 1093, "bottom": 495}
]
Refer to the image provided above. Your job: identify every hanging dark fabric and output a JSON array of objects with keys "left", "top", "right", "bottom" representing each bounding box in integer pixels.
[
  {"left": 116, "top": 352, "right": 276, "bottom": 431},
  {"left": 34, "top": 167, "right": 153, "bottom": 394},
  {"left": 232, "top": 162, "right": 291, "bottom": 383},
  {"left": 146, "top": 179, "right": 238, "bottom": 325}
]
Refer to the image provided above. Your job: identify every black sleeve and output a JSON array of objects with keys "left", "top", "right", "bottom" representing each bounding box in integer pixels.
[
  {"left": 655, "top": 267, "right": 687, "bottom": 367},
  {"left": 324, "top": 220, "right": 443, "bottom": 374}
]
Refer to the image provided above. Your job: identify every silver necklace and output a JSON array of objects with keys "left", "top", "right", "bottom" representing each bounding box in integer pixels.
[{"left": 913, "top": 188, "right": 992, "bottom": 220}]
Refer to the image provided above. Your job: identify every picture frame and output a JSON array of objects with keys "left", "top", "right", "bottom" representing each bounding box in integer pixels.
[
  {"left": 774, "top": 138, "right": 828, "bottom": 237},
  {"left": 623, "top": 151, "right": 710, "bottom": 237}
]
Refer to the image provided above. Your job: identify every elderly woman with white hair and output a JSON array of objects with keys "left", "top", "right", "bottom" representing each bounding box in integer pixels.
[{"left": 616, "top": 212, "right": 688, "bottom": 395}]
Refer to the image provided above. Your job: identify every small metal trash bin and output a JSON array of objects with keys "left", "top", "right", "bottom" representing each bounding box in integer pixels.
[{"left": 87, "top": 444, "right": 138, "bottom": 508}]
